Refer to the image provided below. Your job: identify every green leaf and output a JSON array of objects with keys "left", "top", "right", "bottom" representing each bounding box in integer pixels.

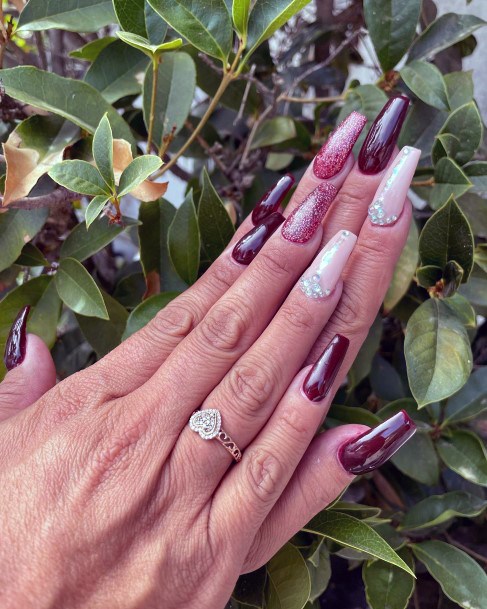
[
  {"left": 118, "top": 155, "right": 163, "bottom": 197},
  {"left": 233, "top": 0, "right": 251, "bottom": 39},
  {"left": 250, "top": 117, "right": 297, "bottom": 149},
  {"left": 143, "top": 52, "right": 196, "bottom": 147},
  {"left": 76, "top": 291, "right": 128, "bottom": 357},
  {"left": 69, "top": 37, "right": 117, "bottom": 61},
  {"left": 444, "top": 293, "right": 477, "bottom": 328},
  {"left": 348, "top": 315, "right": 382, "bottom": 389},
  {"left": 364, "top": 0, "right": 421, "bottom": 71},
  {"left": 416, "top": 264, "right": 442, "bottom": 289},
  {"left": 432, "top": 102, "right": 483, "bottom": 166},
  {"left": 384, "top": 220, "right": 418, "bottom": 311},
  {"left": 408, "top": 13, "right": 487, "bottom": 62},
  {"left": 61, "top": 216, "right": 138, "bottom": 262},
  {"left": 265, "top": 543, "right": 311, "bottom": 609},
  {"left": 307, "top": 539, "right": 331, "bottom": 602},
  {"left": 400, "top": 60, "right": 449, "bottom": 111},
  {"left": 459, "top": 193, "right": 487, "bottom": 238},
  {"left": 93, "top": 115, "right": 115, "bottom": 191},
  {"left": 327, "top": 404, "right": 381, "bottom": 428},
  {"left": 198, "top": 169, "right": 235, "bottom": 262},
  {"left": 147, "top": 0, "right": 232, "bottom": 62},
  {"left": 232, "top": 568, "right": 266, "bottom": 609},
  {"left": 430, "top": 158, "right": 472, "bottom": 211},
  {"left": 85, "top": 196, "right": 110, "bottom": 228},
  {"left": 0, "top": 207, "right": 48, "bottom": 273},
  {"left": 303, "top": 511, "right": 415, "bottom": 577},
  {"left": 15, "top": 242, "right": 49, "bottom": 267},
  {"left": 412, "top": 541, "right": 487, "bottom": 609},
  {"left": 0, "top": 67, "right": 135, "bottom": 145},
  {"left": 145, "top": 3, "right": 168, "bottom": 44},
  {"left": 55, "top": 258, "right": 109, "bottom": 320},
  {"left": 18, "top": 0, "right": 116, "bottom": 32},
  {"left": 391, "top": 430, "right": 440, "bottom": 485},
  {"left": 437, "top": 429, "right": 487, "bottom": 487},
  {"left": 117, "top": 31, "right": 182, "bottom": 58},
  {"left": 444, "top": 71, "right": 474, "bottom": 111},
  {"left": 28, "top": 278, "right": 62, "bottom": 349},
  {"left": 363, "top": 548, "right": 415, "bottom": 609},
  {"left": 465, "top": 162, "right": 487, "bottom": 194},
  {"left": 168, "top": 190, "right": 200, "bottom": 285},
  {"left": 419, "top": 198, "right": 474, "bottom": 282},
  {"left": 113, "top": 0, "right": 147, "bottom": 37},
  {"left": 246, "top": 0, "right": 313, "bottom": 62},
  {"left": 405, "top": 299, "right": 472, "bottom": 408},
  {"left": 84, "top": 40, "right": 149, "bottom": 104},
  {"left": 400, "top": 491, "right": 487, "bottom": 531},
  {"left": 337, "top": 85, "right": 388, "bottom": 127},
  {"left": 49, "top": 160, "right": 110, "bottom": 196},
  {"left": 330, "top": 502, "right": 382, "bottom": 521},
  {"left": 122, "top": 292, "right": 179, "bottom": 339}
]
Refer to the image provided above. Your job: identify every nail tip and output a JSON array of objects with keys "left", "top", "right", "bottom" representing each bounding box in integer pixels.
[{"left": 4, "top": 305, "right": 31, "bottom": 371}]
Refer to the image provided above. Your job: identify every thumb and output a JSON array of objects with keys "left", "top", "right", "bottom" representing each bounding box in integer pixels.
[{"left": 1, "top": 306, "right": 56, "bottom": 421}]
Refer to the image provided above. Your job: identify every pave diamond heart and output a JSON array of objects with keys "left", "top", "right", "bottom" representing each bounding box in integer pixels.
[{"left": 189, "top": 409, "right": 221, "bottom": 440}]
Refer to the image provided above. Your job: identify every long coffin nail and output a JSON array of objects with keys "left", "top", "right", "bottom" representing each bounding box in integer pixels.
[
  {"left": 300, "top": 230, "right": 356, "bottom": 299},
  {"left": 338, "top": 410, "right": 417, "bottom": 474},
  {"left": 4, "top": 305, "right": 30, "bottom": 371},
  {"left": 303, "top": 334, "right": 350, "bottom": 402},
  {"left": 232, "top": 212, "right": 285, "bottom": 265},
  {"left": 368, "top": 146, "right": 421, "bottom": 226},
  {"left": 282, "top": 182, "right": 337, "bottom": 244},
  {"left": 252, "top": 174, "right": 295, "bottom": 225},
  {"left": 358, "top": 95, "right": 410, "bottom": 175},
  {"left": 313, "top": 111, "right": 367, "bottom": 179}
]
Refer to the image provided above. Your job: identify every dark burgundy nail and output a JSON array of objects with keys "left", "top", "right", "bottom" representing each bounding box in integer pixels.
[
  {"left": 358, "top": 96, "right": 410, "bottom": 175},
  {"left": 303, "top": 335, "right": 349, "bottom": 402},
  {"left": 252, "top": 174, "right": 295, "bottom": 225},
  {"left": 338, "top": 410, "right": 417, "bottom": 474},
  {"left": 4, "top": 305, "right": 30, "bottom": 371},
  {"left": 282, "top": 182, "right": 337, "bottom": 243},
  {"left": 313, "top": 111, "right": 367, "bottom": 179},
  {"left": 232, "top": 212, "right": 285, "bottom": 265}
]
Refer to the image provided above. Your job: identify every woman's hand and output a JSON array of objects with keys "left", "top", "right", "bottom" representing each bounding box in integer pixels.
[{"left": 0, "top": 98, "right": 418, "bottom": 609}]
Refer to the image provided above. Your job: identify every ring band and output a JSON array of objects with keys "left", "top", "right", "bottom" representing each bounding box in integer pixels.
[{"left": 189, "top": 409, "right": 242, "bottom": 462}]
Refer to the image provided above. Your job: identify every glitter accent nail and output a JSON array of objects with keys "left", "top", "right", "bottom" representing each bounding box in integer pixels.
[
  {"left": 282, "top": 182, "right": 338, "bottom": 244},
  {"left": 313, "top": 111, "right": 367, "bottom": 179}
]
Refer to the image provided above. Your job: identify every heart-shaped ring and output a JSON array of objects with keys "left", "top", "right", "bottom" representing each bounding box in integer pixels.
[{"left": 188, "top": 408, "right": 242, "bottom": 462}]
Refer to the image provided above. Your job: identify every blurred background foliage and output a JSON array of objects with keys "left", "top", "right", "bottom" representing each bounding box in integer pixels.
[{"left": 0, "top": 0, "right": 486, "bottom": 607}]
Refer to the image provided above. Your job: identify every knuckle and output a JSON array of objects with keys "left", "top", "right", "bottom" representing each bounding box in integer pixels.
[
  {"left": 329, "top": 289, "right": 370, "bottom": 337},
  {"left": 47, "top": 374, "right": 98, "bottom": 424},
  {"left": 280, "top": 302, "right": 316, "bottom": 335},
  {"left": 150, "top": 300, "right": 196, "bottom": 342},
  {"left": 224, "top": 359, "right": 277, "bottom": 419},
  {"left": 245, "top": 447, "right": 282, "bottom": 508},
  {"left": 207, "top": 260, "right": 235, "bottom": 295},
  {"left": 336, "top": 185, "right": 367, "bottom": 209},
  {"left": 258, "top": 244, "right": 294, "bottom": 280},
  {"left": 354, "top": 235, "right": 388, "bottom": 265},
  {"left": 198, "top": 299, "right": 250, "bottom": 353},
  {"left": 277, "top": 407, "right": 309, "bottom": 443}
]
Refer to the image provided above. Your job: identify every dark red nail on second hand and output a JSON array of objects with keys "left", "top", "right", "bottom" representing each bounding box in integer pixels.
[
  {"left": 252, "top": 174, "right": 295, "bottom": 225},
  {"left": 232, "top": 212, "right": 285, "bottom": 265},
  {"left": 338, "top": 410, "right": 417, "bottom": 474},
  {"left": 282, "top": 182, "right": 337, "bottom": 243},
  {"left": 303, "top": 335, "right": 349, "bottom": 402},
  {"left": 4, "top": 305, "right": 30, "bottom": 371}
]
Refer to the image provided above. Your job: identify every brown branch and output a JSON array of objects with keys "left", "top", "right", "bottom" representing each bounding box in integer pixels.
[
  {"left": 412, "top": 177, "right": 435, "bottom": 187},
  {"left": 184, "top": 119, "right": 228, "bottom": 176},
  {"left": 280, "top": 94, "right": 345, "bottom": 104},
  {"left": 5, "top": 187, "right": 80, "bottom": 210}
]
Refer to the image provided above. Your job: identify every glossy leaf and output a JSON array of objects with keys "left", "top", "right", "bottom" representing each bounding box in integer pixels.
[
  {"left": 337, "top": 85, "right": 388, "bottom": 127},
  {"left": 437, "top": 429, "right": 487, "bottom": 487},
  {"left": 0, "top": 207, "right": 48, "bottom": 273},
  {"left": 49, "top": 160, "right": 110, "bottom": 196},
  {"left": 198, "top": 169, "right": 235, "bottom": 262},
  {"left": 0, "top": 67, "right": 135, "bottom": 144},
  {"left": 400, "top": 491, "right": 487, "bottom": 531},
  {"left": 232, "top": 568, "right": 266, "bottom": 609},
  {"left": 15, "top": 243, "right": 49, "bottom": 267},
  {"left": 408, "top": 13, "right": 487, "bottom": 61},
  {"left": 327, "top": 404, "right": 381, "bottom": 428},
  {"left": 432, "top": 102, "right": 483, "bottom": 166},
  {"left": 445, "top": 71, "right": 474, "bottom": 110},
  {"left": 363, "top": 548, "right": 415, "bottom": 609},
  {"left": 307, "top": 539, "right": 331, "bottom": 603},
  {"left": 348, "top": 315, "right": 382, "bottom": 389},
  {"left": 459, "top": 193, "right": 487, "bottom": 238},
  {"left": 18, "top": 0, "right": 115, "bottom": 32},
  {"left": 117, "top": 31, "right": 182, "bottom": 58},
  {"left": 444, "top": 293, "right": 477, "bottom": 328},
  {"left": 85, "top": 196, "right": 110, "bottom": 228},
  {"left": 303, "top": 511, "right": 414, "bottom": 577},
  {"left": 430, "top": 158, "right": 472, "bottom": 211},
  {"left": 55, "top": 258, "right": 108, "bottom": 319},
  {"left": 28, "top": 279, "right": 63, "bottom": 350},
  {"left": 123, "top": 292, "right": 179, "bottom": 339},
  {"left": 412, "top": 541, "right": 487, "bottom": 609},
  {"left": 465, "top": 161, "right": 487, "bottom": 194},
  {"left": 390, "top": 431, "right": 440, "bottom": 485},
  {"left": 93, "top": 115, "right": 115, "bottom": 191},
  {"left": 250, "top": 117, "right": 297, "bottom": 149},
  {"left": 405, "top": 298, "right": 472, "bottom": 408},
  {"left": 118, "top": 156, "right": 163, "bottom": 198},
  {"left": 168, "top": 191, "right": 200, "bottom": 285},
  {"left": 233, "top": 0, "right": 251, "bottom": 39},
  {"left": 384, "top": 220, "right": 418, "bottom": 311},
  {"left": 330, "top": 502, "right": 382, "bottom": 520},
  {"left": 265, "top": 543, "right": 310, "bottom": 609},
  {"left": 113, "top": 0, "right": 147, "bottom": 37},
  {"left": 444, "top": 368, "right": 487, "bottom": 424},
  {"left": 400, "top": 60, "right": 449, "bottom": 111},
  {"left": 76, "top": 292, "right": 128, "bottom": 357},
  {"left": 364, "top": 0, "right": 421, "bottom": 71},
  {"left": 69, "top": 37, "right": 116, "bottom": 61}
]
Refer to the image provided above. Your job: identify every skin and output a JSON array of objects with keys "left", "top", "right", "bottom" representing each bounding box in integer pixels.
[{"left": 0, "top": 147, "right": 412, "bottom": 609}]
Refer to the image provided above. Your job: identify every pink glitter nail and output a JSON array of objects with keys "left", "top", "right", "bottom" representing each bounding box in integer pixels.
[
  {"left": 282, "top": 182, "right": 338, "bottom": 243},
  {"left": 313, "top": 111, "right": 367, "bottom": 179}
]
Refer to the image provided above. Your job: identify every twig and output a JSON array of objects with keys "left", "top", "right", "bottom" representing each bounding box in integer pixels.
[
  {"left": 5, "top": 187, "right": 80, "bottom": 210},
  {"left": 34, "top": 32, "right": 48, "bottom": 71},
  {"left": 184, "top": 120, "right": 228, "bottom": 175},
  {"left": 168, "top": 162, "right": 191, "bottom": 182},
  {"left": 147, "top": 57, "right": 160, "bottom": 154},
  {"left": 235, "top": 63, "right": 255, "bottom": 124},
  {"left": 239, "top": 103, "right": 274, "bottom": 170},
  {"left": 280, "top": 94, "right": 345, "bottom": 104},
  {"left": 412, "top": 177, "right": 435, "bottom": 187},
  {"left": 413, "top": 584, "right": 420, "bottom": 609},
  {"left": 443, "top": 532, "right": 487, "bottom": 565},
  {"left": 198, "top": 52, "right": 224, "bottom": 75}
]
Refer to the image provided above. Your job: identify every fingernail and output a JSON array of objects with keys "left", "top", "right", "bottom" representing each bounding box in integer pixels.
[
  {"left": 4, "top": 305, "right": 30, "bottom": 371},
  {"left": 313, "top": 111, "right": 367, "bottom": 179},
  {"left": 282, "top": 182, "right": 337, "bottom": 244},
  {"left": 338, "top": 410, "right": 417, "bottom": 474},
  {"left": 303, "top": 334, "right": 349, "bottom": 402},
  {"left": 232, "top": 212, "right": 285, "bottom": 265},
  {"left": 300, "top": 230, "right": 356, "bottom": 299},
  {"left": 252, "top": 174, "right": 295, "bottom": 225},
  {"left": 358, "top": 95, "right": 410, "bottom": 175}
]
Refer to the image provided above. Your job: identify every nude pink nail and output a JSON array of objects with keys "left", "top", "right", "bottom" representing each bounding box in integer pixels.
[
  {"left": 300, "top": 230, "right": 357, "bottom": 298},
  {"left": 282, "top": 182, "right": 337, "bottom": 244},
  {"left": 313, "top": 111, "right": 367, "bottom": 179},
  {"left": 368, "top": 146, "right": 421, "bottom": 226}
]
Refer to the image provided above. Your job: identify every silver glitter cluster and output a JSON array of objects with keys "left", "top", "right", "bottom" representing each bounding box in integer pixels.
[
  {"left": 300, "top": 231, "right": 350, "bottom": 299},
  {"left": 368, "top": 147, "right": 411, "bottom": 226},
  {"left": 189, "top": 409, "right": 221, "bottom": 440}
]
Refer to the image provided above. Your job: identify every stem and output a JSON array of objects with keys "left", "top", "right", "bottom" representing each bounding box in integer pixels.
[
  {"left": 412, "top": 177, "right": 435, "bottom": 187},
  {"left": 147, "top": 56, "right": 160, "bottom": 154},
  {"left": 280, "top": 94, "right": 345, "bottom": 104}
]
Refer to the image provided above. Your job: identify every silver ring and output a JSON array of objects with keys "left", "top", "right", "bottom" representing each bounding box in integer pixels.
[{"left": 189, "top": 409, "right": 242, "bottom": 462}]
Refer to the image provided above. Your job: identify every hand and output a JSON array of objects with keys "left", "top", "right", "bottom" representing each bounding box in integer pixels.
[{"left": 0, "top": 100, "right": 419, "bottom": 609}]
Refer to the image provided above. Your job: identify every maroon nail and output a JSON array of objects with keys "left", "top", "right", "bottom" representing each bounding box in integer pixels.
[
  {"left": 282, "top": 182, "right": 337, "bottom": 243},
  {"left": 338, "top": 410, "right": 417, "bottom": 474},
  {"left": 4, "top": 305, "right": 30, "bottom": 371},
  {"left": 358, "top": 96, "right": 410, "bottom": 175},
  {"left": 252, "top": 174, "right": 295, "bottom": 225},
  {"left": 232, "top": 212, "right": 285, "bottom": 265},
  {"left": 303, "top": 335, "right": 349, "bottom": 402},
  {"left": 313, "top": 111, "right": 367, "bottom": 179}
]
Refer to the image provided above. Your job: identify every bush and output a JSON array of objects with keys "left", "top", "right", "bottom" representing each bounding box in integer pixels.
[{"left": 0, "top": 1, "right": 486, "bottom": 608}]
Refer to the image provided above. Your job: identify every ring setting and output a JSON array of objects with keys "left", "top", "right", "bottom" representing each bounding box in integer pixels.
[{"left": 189, "top": 409, "right": 242, "bottom": 462}]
